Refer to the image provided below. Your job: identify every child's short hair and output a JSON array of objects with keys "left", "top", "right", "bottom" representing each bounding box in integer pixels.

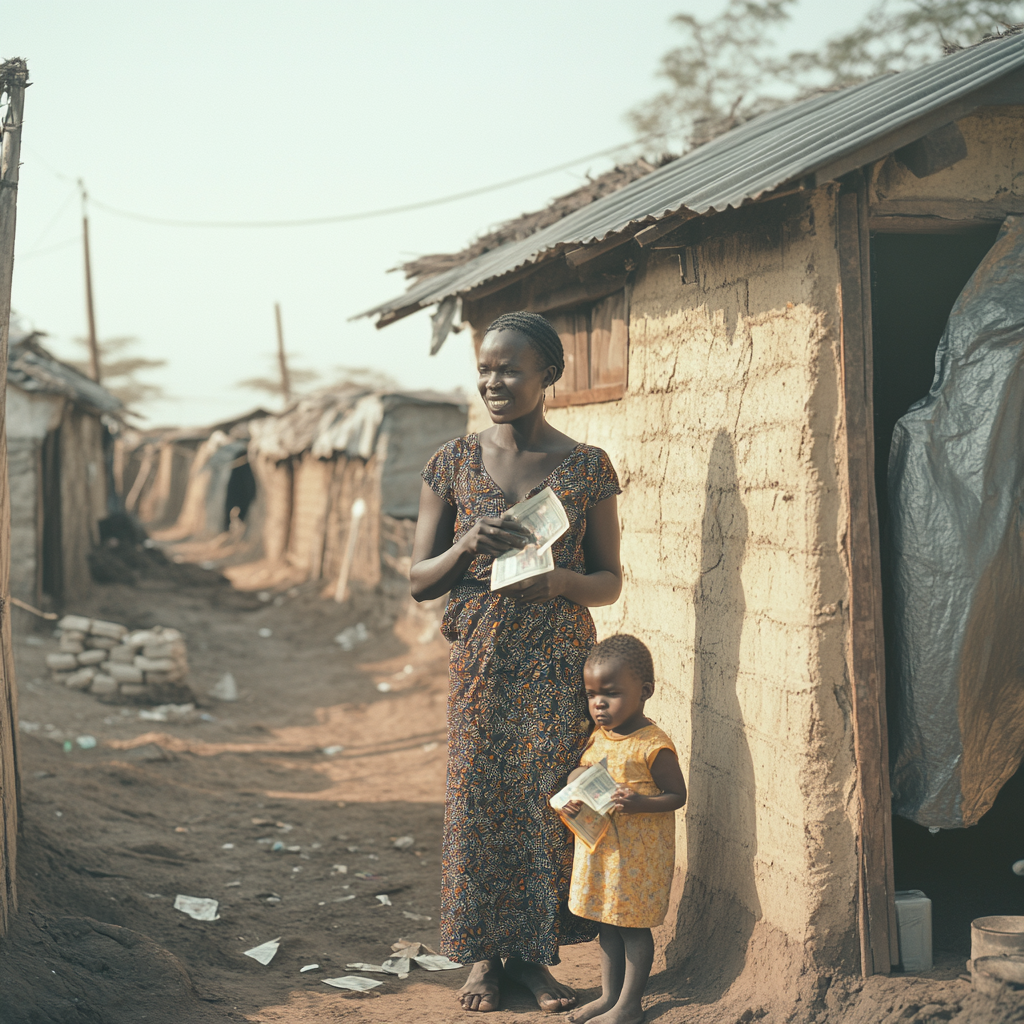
[{"left": 587, "top": 634, "right": 654, "bottom": 683}]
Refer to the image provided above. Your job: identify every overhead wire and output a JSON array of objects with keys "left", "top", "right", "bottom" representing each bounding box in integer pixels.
[{"left": 23, "top": 135, "right": 658, "bottom": 230}]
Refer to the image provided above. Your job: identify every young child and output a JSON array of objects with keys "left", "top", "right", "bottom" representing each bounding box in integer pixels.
[{"left": 564, "top": 635, "right": 686, "bottom": 1024}]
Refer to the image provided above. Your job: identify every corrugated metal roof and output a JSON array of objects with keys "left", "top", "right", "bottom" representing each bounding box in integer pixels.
[
  {"left": 361, "top": 33, "right": 1024, "bottom": 323},
  {"left": 8, "top": 333, "right": 124, "bottom": 415}
]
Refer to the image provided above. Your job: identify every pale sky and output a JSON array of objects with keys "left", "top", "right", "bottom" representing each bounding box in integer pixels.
[{"left": 5, "top": 0, "right": 874, "bottom": 427}]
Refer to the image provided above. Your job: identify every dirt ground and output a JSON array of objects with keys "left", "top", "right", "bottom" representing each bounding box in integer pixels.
[{"left": 1, "top": 565, "right": 1021, "bottom": 1024}]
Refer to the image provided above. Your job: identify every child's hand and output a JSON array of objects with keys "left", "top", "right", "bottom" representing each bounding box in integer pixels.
[
  {"left": 611, "top": 785, "right": 646, "bottom": 814},
  {"left": 561, "top": 799, "right": 583, "bottom": 819}
]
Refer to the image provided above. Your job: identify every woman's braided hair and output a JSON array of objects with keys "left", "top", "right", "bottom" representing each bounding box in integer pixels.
[
  {"left": 587, "top": 634, "right": 655, "bottom": 685},
  {"left": 484, "top": 310, "right": 565, "bottom": 383}
]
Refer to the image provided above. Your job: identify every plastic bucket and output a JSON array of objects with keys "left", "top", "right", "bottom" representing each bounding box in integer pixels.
[{"left": 972, "top": 917, "right": 1024, "bottom": 961}]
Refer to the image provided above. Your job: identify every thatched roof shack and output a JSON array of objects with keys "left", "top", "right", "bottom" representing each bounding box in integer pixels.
[
  {"left": 361, "top": 33, "right": 1024, "bottom": 997},
  {"left": 227, "top": 387, "right": 466, "bottom": 599},
  {"left": 6, "top": 332, "right": 122, "bottom": 616}
]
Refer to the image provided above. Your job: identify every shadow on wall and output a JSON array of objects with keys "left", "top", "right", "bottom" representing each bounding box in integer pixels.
[{"left": 667, "top": 430, "right": 760, "bottom": 999}]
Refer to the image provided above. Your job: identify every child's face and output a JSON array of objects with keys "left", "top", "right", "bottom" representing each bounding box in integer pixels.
[{"left": 583, "top": 658, "right": 653, "bottom": 730}]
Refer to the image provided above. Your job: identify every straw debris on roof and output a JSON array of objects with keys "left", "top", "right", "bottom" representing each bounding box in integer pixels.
[{"left": 395, "top": 157, "right": 674, "bottom": 284}]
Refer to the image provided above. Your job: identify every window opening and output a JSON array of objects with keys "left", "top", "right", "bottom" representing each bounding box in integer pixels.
[{"left": 546, "top": 291, "right": 628, "bottom": 407}]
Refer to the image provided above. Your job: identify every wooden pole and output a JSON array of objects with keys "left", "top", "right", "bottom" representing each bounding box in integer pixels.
[
  {"left": 333, "top": 498, "right": 366, "bottom": 603},
  {"left": 79, "top": 182, "right": 101, "bottom": 383},
  {"left": 0, "top": 56, "right": 29, "bottom": 939},
  {"left": 274, "top": 302, "right": 291, "bottom": 403}
]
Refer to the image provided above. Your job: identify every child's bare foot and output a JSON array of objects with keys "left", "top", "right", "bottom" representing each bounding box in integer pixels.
[
  {"left": 586, "top": 1005, "right": 645, "bottom": 1024},
  {"left": 504, "top": 958, "right": 578, "bottom": 1012},
  {"left": 457, "top": 958, "right": 502, "bottom": 1012},
  {"left": 568, "top": 995, "right": 618, "bottom": 1023}
]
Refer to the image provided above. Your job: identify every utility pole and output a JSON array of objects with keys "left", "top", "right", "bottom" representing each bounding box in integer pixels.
[
  {"left": 0, "top": 55, "right": 29, "bottom": 939},
  {"left": 274, "top": 302, "right": 291, "bottom": 404},
  {"left": 79, "top": 180, "right": 101, "bottom": 383}
]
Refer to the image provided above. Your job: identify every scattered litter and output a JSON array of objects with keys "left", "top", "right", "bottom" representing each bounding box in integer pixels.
[
  {"left": 200, "top": 560, "right": 217, "bottom": 570},
  {"left": 173, "top": 895, "right": 220, "bottom": 921},
  {"left": 333, "top": 895, "right": 356, "bottom": 903},
  {"left": 334, "top": 622, "right": 368, "bottom": 651},
  {"left": 55, "top": 810, "right": 63, "bottom": 817},
  {"left": 121, "top": 742, "right": 176, "bottom": 763},
  {"left": 242, "top": 937, "right": 280, "bottom": 965},
  {"left": 266, "top": 897, "right": 281, "bottom": 904},
  {"left": 422, "top": 742, "right": 439, "bottom": 752},
  {"left": 322, "top": 745, "right": 344, "bottom": 756},
  {"left": 300, "top": 964, "right": 319, "bottom": 973},
  {"left": 175, "top": 826, "right": 189, "bottom": 833},
  {"left": 62, "top": 741, "right": 72, "bottom": 753},
  {"left": 331, "top": 864, "right": 348, "bottom": 875},
  {"left": 145, "top": 893, "right": 163, "bottom": 898},
  {"left": 346, "top": 963, "right": 388, "bottom": 973},
  {"left": 271, "top": 841, "right": 285, "bottom": 852},
  {"left": 376, "top": 682, "right": 392, "bottom": 693},
  {"left": 367, "top": 854, "right": 379, "bottom": 861},
  {"left": 285, "top": 845, "right": 301, "bottom": 853},
  {"left": 19, "top": 721, "right": 40, "bottom": 733},
  {"left": 347, "top": 846, "right": 360, "bottom": 853},
  {"left": 375, "top": 894, "right": 392, "bottom": 906},
  {"left": 392, "top": 836, "right": 415, "bottom": 850},
  {"left": 225, "top": 881, "right": 241, "bottom": 887},
  {"left": 403, "top": 664, "right": 413, "bottom": 674},
  {"left": 199, "top": 712, "right": 217, "bottom": 722},
  {"left": 322, "top": 976, "right": 382, "bottom": 991},
  {"left": 222, "top": 843, "right": 235, "bottom": 850},
  {"left": 75, "top": 735, "right": 97, "bottom": 750},
  {"left": 414, "top": 954, "right": 462, "bottom": 971},
  {"left": 258, "top": 628, "right": 273, "bottom": 639},
  {"left": 210, "top": 673, "right": 238, "bottom": 702},
  {"left": 138, "top": 703, "right": 195, "bottom": 723},
  {"left": 401, "top": 911, "right": 432, "bottom": 922},
  {"left": 257, "top": 591, "right": 272, "bottom": 603},
  {"left": 382, "top": 956, "right": 411, "bottom": 976},
  {"left": 291, "top": 867, "right": 302, "bottom": 873},
  {"left": 353, "top": 871, "right": 378, "bottom": 880}
]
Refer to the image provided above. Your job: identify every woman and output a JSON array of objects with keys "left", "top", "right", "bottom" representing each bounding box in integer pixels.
[{"left": 411, "top": 310, "right": 623, "bottom": 1013}]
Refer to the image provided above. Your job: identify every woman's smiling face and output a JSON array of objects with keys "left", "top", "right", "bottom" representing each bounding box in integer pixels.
[{"left": 477, "top": 329, "right": 555, "bottom": 423}]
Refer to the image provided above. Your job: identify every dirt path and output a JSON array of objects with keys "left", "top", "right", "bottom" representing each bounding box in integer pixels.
[
  {"left": 2, "top": 570, "right": 1001, "bottom": 1024},
  {"left": 0, "top": 574, "right": 602, "bottom": 1023}
]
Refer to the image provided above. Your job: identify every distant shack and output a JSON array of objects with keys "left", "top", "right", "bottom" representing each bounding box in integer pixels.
[{"left": 6, "top": 332, "right": 122, "bottom": 618}]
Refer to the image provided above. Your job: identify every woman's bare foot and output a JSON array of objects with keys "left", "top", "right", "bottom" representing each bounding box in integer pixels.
[
  {"left": 568, "top": 995, "right": 618, "bottom": 1023},
  {"left": 458, "top": 958, "right": 502, "bottom": 1012},
  {"left": 504, "top": 958, "right": 578, "bottom": 1013}
]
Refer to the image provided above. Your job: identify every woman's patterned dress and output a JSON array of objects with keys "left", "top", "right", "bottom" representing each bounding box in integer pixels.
[{"left": 422, "top": 434, "right": 620, "bottom": 966}]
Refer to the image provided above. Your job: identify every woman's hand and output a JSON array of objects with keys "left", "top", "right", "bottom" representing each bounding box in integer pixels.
[
  {"left": 456, "top": 516, "right": 532, "bottom": 558},
  {"left": 497, "top": 568, "right": 566, "bottom": 604}
]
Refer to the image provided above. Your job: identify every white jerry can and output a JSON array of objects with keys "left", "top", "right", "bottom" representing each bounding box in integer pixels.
[{"left": 894, "top": 889, "right": 933, "bottom": 972}]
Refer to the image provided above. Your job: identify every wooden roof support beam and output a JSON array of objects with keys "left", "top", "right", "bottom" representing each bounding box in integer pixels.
[
  {"left": 564, "top": 231, "right": 636, "bottom": 268},
  {"left": 634, "top": 210, "right": 698, "bottom": 247}
]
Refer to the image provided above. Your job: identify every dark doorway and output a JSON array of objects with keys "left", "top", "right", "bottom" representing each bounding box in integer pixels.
[
  {"left": 224, "top": 461, "right": 257, "bottom": 531},
  {"left": 870, "top": 226, "right": 1024, "bottom": 962},
  {"left": 40, "top": 427, "right": 63, "bottom": 605}
]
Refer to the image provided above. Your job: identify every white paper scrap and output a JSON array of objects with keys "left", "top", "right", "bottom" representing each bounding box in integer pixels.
[
  {"left": 375, "top": 894, "right": 392, "bottom": 906},
  {"left": 323, "top": 975, "right": 383, "bottom": 991},
  {"left": 242, "top": 937, "right": 281, "bottom": 965},
  {"left": 346, "top": 962, "right": 388, "bottom": 973},
  {"left": 300, "top": 964, "right": 319, "bottom": 973},
  {"left": 381, "top": 956, "right": 411, "bottom": 975},
  {"left": 173, "top": 895, "right": 220, "bottom": 921},
  {"left": 414, "top": 954, "right": 463, "bottom": 971}
]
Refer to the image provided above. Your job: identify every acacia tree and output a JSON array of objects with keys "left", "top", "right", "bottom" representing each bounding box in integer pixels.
[
  {"left": 629, "top": 0, "right": 1024, "bottom": 151},
  {"left": 70, "top": 335, "right": 166, "bottom": 409}
]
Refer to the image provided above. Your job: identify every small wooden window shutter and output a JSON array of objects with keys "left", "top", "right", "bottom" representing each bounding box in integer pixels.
[{"left": 547, "top": 291, "right": 627, "bottom": 407}]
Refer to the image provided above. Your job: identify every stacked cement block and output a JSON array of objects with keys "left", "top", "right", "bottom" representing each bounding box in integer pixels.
[{"left": 46, "top": 616, "right": 195, "bottom": 704}]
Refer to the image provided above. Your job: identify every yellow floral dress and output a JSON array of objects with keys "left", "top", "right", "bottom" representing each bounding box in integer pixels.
[{"left": 568, "top": 723, "right": 678, "bottom": 928}]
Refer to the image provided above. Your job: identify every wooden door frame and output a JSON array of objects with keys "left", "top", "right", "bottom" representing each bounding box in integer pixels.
[{"left": 837, "top": 171, "right": 899, "bottom": 977}]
